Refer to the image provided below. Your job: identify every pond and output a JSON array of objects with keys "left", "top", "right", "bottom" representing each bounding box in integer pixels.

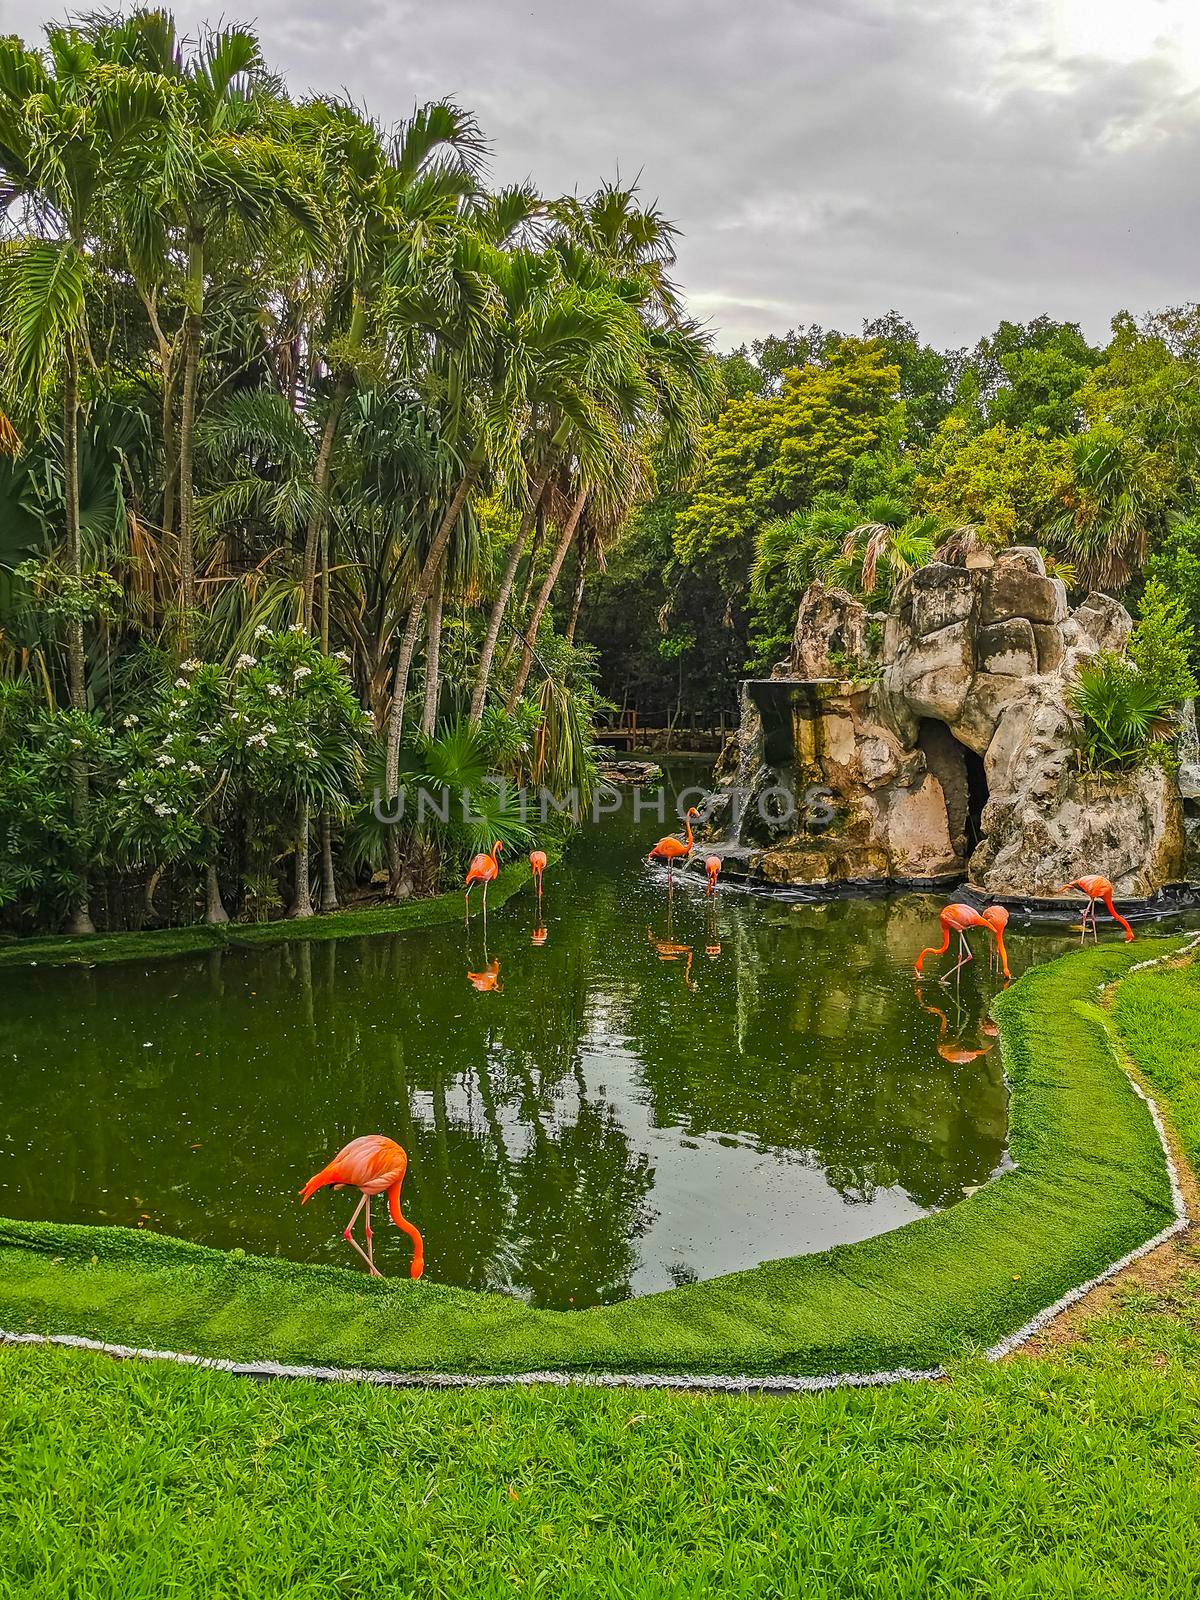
[{"left": 0, "top": 760, "right": 1103, "bottom": 1310}]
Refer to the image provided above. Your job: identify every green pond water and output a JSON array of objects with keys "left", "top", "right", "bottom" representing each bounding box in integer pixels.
[{"left": 0, "top": 761, "right": 1111, "bottom": 1309}]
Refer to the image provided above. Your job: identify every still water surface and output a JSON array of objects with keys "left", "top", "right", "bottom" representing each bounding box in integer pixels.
[{"left": 1, "top": 762, "right": 1092, "bottom": 1307}]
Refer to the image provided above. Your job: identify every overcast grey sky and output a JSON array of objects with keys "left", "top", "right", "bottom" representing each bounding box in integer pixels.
[{"left": 6, "top": 0, "right": 1200, "bottom": 353}]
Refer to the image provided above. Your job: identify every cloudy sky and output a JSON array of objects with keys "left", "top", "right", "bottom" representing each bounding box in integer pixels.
[{"left": 6, "top": 0, "right": 1200, "bottom": 353}]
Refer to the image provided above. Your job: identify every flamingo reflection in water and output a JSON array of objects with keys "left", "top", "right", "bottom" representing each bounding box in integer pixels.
[
  {"left": 466, "top": 956, "right": 502, "bottom": 992},
  {"left": 648, "top": 897, "right": 696, "bottom": 989},
  {"left": 915, "top": 986, "right": 995, "bottom": 1064},
  {"left": 704, "top": 900, "right": 721, "bottom": 960}
]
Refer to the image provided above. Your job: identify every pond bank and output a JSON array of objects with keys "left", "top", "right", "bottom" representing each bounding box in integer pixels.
[
  {"left": 0, "top": 857, "right": 543, "bottom": 970},
  {"left": 0, "top": 936, "right": 1187, "bottom": 1380}
]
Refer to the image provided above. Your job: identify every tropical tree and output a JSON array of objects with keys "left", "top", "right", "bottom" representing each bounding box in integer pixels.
[
  {"left": 94, "top": 10, "right": 320, "bottom": 635},
  {"left": 0, "top": 26, "right": 177, "bottom": 930}
]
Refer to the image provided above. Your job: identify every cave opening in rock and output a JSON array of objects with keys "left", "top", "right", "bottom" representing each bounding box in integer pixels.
[{"left": 917, "top": 719, "right": 990, "bottom": 868}]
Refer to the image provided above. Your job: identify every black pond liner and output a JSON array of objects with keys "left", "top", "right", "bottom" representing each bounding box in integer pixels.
[{"left": 676, "top": 856, "right": 1200, "bottom": 927}]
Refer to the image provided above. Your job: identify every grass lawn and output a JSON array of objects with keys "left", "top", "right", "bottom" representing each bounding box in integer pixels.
[
  {"left": 3, "top": 937, "right": 1200, "bottom": 1596},
  {"left": 3, "top": 1274, "right": 1200, "bottom": 1598}
]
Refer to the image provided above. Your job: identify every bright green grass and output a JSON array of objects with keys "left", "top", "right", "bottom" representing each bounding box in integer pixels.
[
  {"left": 0, "top": 938, "right": 1185, "bottom": 1377},
  {"left": 0, "top": 857, "right": 541, "bottom": 970},
  {"left": 1111, "top": 948, "right": 1200, "bottom": 1169},
  {"left": 3, "top": 1281, "right": 1200, "bottom": 1600}
]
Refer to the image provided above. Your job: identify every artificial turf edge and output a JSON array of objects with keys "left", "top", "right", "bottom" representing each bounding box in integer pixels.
[{"left": 0, "top": 935, "right": 1188, "bottom": 1380}]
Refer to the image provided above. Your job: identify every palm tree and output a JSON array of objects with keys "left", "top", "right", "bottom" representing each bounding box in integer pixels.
[
  {"left": 1051, "top": 423, "right": 1171, "bottom": 592},
  {"left": 95, "top": 12, "right": 319, "bottom": 638},
  {"left": 0, "top": 26, "right": 176, "bottom": 931},
  {"left": 294, "top": 99, "right": 486, "bottom": 634}
]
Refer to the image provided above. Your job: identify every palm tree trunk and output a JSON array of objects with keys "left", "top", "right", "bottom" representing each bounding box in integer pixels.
[
  {"left": 316, "top": 461, "right": 338, "bottom": 908},
  {"left": 205, "top": 860, "right": 229, "bottom": 924},
  {"left": 303, "top": 369, "right": 349, "bottom": 632},
  {"left": 469, "top": 467, "right": 549, "bottom": 725},
  {"left": 177, "top": 232, "right": 204, "bottom": 640},
  {"left": 506, "top": 486, "right": 588, "bottom": 709},
  {"left": 420, "top": 557, "right": 445, "bottom": 737},
  {"left": 161, "top": 357, "right": 179, "bottom": 545},
  {"left": 384, "top": 465, "right": 478, "bottom": 798},
  {"left": 319, "top": 816, "right": 339, "bottom": 912},
  {"left": 63, "top": 340, "right": 94, "bottom": 936},
  {"left": 565, "top": 541, "right": 588, "bottom": 647},
  {"left": 290, "top": 797, "right": 313, "bottom": 918}
]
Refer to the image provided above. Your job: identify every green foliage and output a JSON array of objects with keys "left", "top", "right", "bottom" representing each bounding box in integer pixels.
[
  {"left": 1069, "top": 589, "right": 1193, "bottom": 774},
  {"left": 1145, "top": 512, "right": 1200, "bottom": 671},
  {"left": 673, "top": 337, "right": 902, "bottom": 572},
  {"left": 0, "top": 685, "right": 112, "bottom": 922},
  {"left": 1070, "top": 654, "right": 1177, "bottom": 773},
  {"left": 1051, "top": 422, "right": 1173, "bottom": 592},
  {"left": 963, "top": 317, "right": 1101, "bottom": 436},
  {"left": 915, "top": 419, "right": 1071, "bottom": 544}
]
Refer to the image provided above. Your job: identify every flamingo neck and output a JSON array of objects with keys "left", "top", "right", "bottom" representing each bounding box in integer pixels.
[
  {"left": 1104, "top": 893, "right": 1134, "bottom": 941},
  {"left": 683, "top": 814, "right": 693, "bottom": 851}
]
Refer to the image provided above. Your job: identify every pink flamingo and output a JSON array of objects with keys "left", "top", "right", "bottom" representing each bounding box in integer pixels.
[
  {"left": 530, "top": 849, "right": 547, "bottom": 898},
  {"left": 464, "top": 840, "right": 503, "bottom": 924},
  {"left": 915, "top": 902, "right": 1010, "bottom": 982},
  {"left": 1059, "top": 875, "right": 1134, "bottom": 943},
  {"left": 704, "top": 855, "right": 721, "bottom": 897},
  {"left": 648, "top": 807, "right": 699, "bottom": 888},
  {"left": 981, "top": 905, "right": 1009, "bottom": 972},
  {"left": 300, "top": 1134, "right": 424, "bottom": 1279}
]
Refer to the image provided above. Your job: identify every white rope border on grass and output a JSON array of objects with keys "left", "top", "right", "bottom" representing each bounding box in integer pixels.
[{"left": 3, "top": 938, "right": 1196, "bottom": 1396}]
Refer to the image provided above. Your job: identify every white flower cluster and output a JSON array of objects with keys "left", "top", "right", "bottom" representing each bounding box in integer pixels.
[
  {"left": 153, "top": 803, "right": 177, "bottom": 818},
  {"left": 267, "top": 682, "right": 284, "bottom": 697},
  {"left": 184, "top": 762, "right": 203, "bottom": 776},
  {"left": 333, "top": 650, "right": 350, "bottom": 664},
  {"left": 293, "top": 666, "right": 311, "bottom": 682},
  {"left": 123, "top": 714, "right": 139, "bottom": 728},
  {"left": 288, "top": 623, "right": 304, "bottom": 633},
  {"left": 297, "top": 742, "right": 317, "bottom": 759},
  {"left": 254, "top": 624, "right": 270, "bottom": 639},
  {"left": 247, "top": 732, "right": 267, "bottom": 748},
  {"left": 181, "top": 658, "right": 201, "bottom": 672},
  {"left": 156, "top": 754, "right": 175, "bottom": 768},
  {"left": 235, "top": 653, "right": 257, "bottom": 670},
  {"left": 174, "top": 677, "right": 189, "bottom": 689}
]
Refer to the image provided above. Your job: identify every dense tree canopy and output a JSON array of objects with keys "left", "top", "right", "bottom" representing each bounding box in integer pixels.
[
  {"left": 0, "top": 8, "right": 720, "bottom": 934},
  {"left": 579, "top": 304, "right": 1200, "bottom": 709}
]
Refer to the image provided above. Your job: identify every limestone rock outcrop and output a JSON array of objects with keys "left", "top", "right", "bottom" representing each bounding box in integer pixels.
[{"left": 706, "top": 547, "right": 1186, "bottom": 898}]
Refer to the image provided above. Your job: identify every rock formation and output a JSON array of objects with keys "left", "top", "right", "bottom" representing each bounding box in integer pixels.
[{"left": 705, "top": 547, "right": 1187, "bottom": 898}]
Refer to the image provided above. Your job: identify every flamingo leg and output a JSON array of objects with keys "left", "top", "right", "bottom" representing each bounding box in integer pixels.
[
  {"left": 943, "top": 930, "right": 974, "bottom": 983},
  {"left": 464, "top": 884, "right": 472, "bottom": 926},
  {"left": 342, "top": 1193, "right": 378, "bottom": 1276},
  {"left": 364, "top": 1195, "right": 380, "bottom": 1278}
]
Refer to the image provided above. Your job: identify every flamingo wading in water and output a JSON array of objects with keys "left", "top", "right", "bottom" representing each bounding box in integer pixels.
[
  {"left": 982, "top": 905, "right": 1009, "bottom": 972},
  {"left": 530, "top": 849, "right": 547, "bottom": 898},
  {"left": 1059, "top": 875, "right": 1134, "bottom": 942},
  {"left": 704, "top": 855, "right": 721, "bottom": 897},
  {"left": 300, "top": 1134, "right": 424, "bottom": 1279},
  {"left": 648, "top": 807, "right": 699, "bottom": 887},
  {"left": 915, "top": 902, "right": 1011, "bottom": 982},
  {"left": 464, "top": 840, "right": 504, "bottom": 924}
]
